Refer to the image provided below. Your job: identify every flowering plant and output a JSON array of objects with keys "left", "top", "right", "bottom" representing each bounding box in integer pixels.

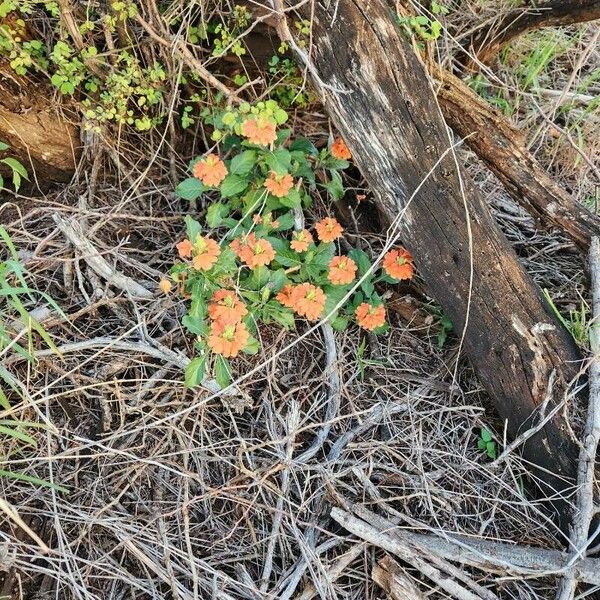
[{"left": 165, "top": 101, "right": 415, "bottom": 388}]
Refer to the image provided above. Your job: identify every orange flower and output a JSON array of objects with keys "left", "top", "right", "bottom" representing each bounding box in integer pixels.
[
  {"left": 191, "top": 236, "right": 221, "bottom": 271},
  {"left": 159, "top": 278, "right": 172, "bottom": 293},
  {"left": 315, "top": 217, "right": 343, "bottom": 243},
  {"left": 331, "top": 138, "right": 351, "bottom": 160},
  {"left": 290, "top": 229, "right": 313, "bottom": 253},
  {"left": 276, "top": 284, "right": 296, "bottom": 309},
  {"left": 231, "top": 233, "right": 275, "bottom": 268},
  {"left": 328, "top": 256, "right": 357, "bottom": 285},
  {"left": 383, "top": 248, "right": 414, "bottom": 281},
  {"left": 207, "top": 320, "right": 250, "bottom": 358},
  {"left": 291, "top": 283, "right": 326, "bottom": 321},
  {"left": 252, "top": 214, "right": 262, "bottom": 224},
  {"left": 264, "top": 172, "right": 294, "bottom": 198},
  {"left": 176, "top": 239, "right": 193, "bottom": 258},
  {"left": 241, "top": 118, "right": 277, "bottom": 146},
  {"left": 355, "top": 303, "right": 386, "bottom": 331},
  {"left": 208, "top": 289, "right": 248, "bottom": 324},
  {"left": 193, "top": 154, "right": 228, "bottom": 187}
]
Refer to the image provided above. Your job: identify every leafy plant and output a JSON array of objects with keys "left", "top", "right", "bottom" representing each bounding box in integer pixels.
[
  {"left": 477, "top": 428, "right": 497, "bottom": 460},
  {"left": 167, "top": 101, "right": 417, "bottom": 388},
  {"left": 397, "top": 3, "right": 448, "bottom": 43},
  {"left": 0, "top": 141, "right": 28, "bottom": 191}
]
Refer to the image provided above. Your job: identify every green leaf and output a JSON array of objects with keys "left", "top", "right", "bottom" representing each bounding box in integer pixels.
[
  {"left": 331, "top": 316, "right": 349, "bottom": 331},
  {"left": 182, "top": 314, "right": 207, "bottom": 336},
  {"left": 269, "top": 306, "right": 296, "bottom": 329},
  {"left": 273, "top": 211, "right": 295, "bottom": 231},
  {"left": 185, "top": 215, "right": 202, "bottom": 242},
  {"left": 243, "top": 335, "right": 260, "bottom": 355},
  {"left": 268, "top": 268, "right": 288, "bottom": 293},
  {"left": 176, "top": 177, "right": 207, "bottom": 200},
  {"left": 481, "top": 428, "right": 492, "bottom": 443},
  {"left": 264, "top": 149, "right": 291, "bottom": 175},
  {"left": 1, "top": 157, "right": 28, "bottom": 179},
  {"left": 214, "top": 355, "right": 232, "bottom": 388},
  {"left": 323, "top": 170, "right": 344, "bottom": 201},
  {"left": 289, "top": 137, "right": 318, "bottom": 156},
  {"left": 220, "top": 174, "right": 249, "bottom": 198},
  {"left": 349, "top": 248, "right": 375, "bottom": 297},
  {"left": 279, "top": 188, "right": 301, "bottom": 209},
  {"left": 324, "top": 284, "right": 351, "bottom": 318},
  {"left": 185, "top": 356, "right": 207, "bottom": 388},
  {"left": 0, "top": 141, "right": 9, "bottom": 151},
  {"left": 206, "top": 202, "right": 230, "bottom": 228},
  {"left": 229, "top": 150, "right": 256, "bottom": 176},
  {"left": 477, "top": 439, "right": 487, "bottom": 450}
]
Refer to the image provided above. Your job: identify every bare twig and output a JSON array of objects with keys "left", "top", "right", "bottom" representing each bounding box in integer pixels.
[
  {"left": 556, "top": 237, "right": 600, "bottom": 599},
  {"left": 52, "top": 213, "right": 154, "bottom": 299}
]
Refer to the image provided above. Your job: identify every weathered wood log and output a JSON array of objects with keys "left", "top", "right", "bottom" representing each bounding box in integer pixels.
[
  {"left": 462, "top": 0, "right": 600, "bottom": 69},
  {"left": 282, "top": 0, "right": 581, "bottom": 526},
  {"left": 0, "top": 71, "right": 79, "bottom": 185},
  {"left": 432, "top": 66, "right": 600, "bottom": 251}
]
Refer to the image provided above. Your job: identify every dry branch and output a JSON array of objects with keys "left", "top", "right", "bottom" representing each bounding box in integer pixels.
[
  {"left": 331, "top": 506, "right": 600, "bottom": 586},
  {"left": 52, "top": 213, "right": 154, "bottom": 299},
  {"left": 433, "top": 66, "right": 600, "bottom": 251},
  {"left": 462, "top": 0, "right": 600, "bottom": 68}
]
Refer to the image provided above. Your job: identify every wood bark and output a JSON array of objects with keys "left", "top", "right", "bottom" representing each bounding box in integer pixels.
[
  {"left": 433, "top": 66, "right": 600, "bottom": 251},
  {"left": 0, "top": 71, "right": 79, "bottom": 185},
  {"left": 463, "top": 0, "right": 600, "bottom": 68},
  {"left": 285, "top": 0, "right": 581, "bottom": 526}
]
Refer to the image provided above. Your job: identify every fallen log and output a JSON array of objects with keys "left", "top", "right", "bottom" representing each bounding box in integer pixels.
[
  {"left": 432, "top": 66, "right": 600, "bottom": 251},
  {"left": 0, "top": 72, "right": 79, "bottom": 186},
  {"left": 279, "top": 0, "right": 581, "bottom": 527}
]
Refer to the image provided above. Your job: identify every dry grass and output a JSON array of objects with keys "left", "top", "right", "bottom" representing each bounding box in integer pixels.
[{"left": 1, "top": 1, "right": 599, "bottom": 598}]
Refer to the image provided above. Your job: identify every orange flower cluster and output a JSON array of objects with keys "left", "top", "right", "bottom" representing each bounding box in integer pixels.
[
  {"left": 315, "top": 217, "right": 343, "bottom": 243},
  {"left": 264, "top": 172, "right": 294, "bottom": 198},
  {"left": 208, "top": 289, "right": 248, "bottom": 324},
  {"left": 207, "top": 321, "right": 250, "bottom": 358},
  {"left": 241, "top": 118, "right": 277, "bottom": 146},
  {"left": 355, "top": 303, "right": 386, "bottom": 331},
  {"left": 290, "top": 229, "right": 313, "bottom": 253},
  {"left": 193, "top": 154, "right": 228, "bottom": 187},
  {"left": 276, "top": 284, "right": 296, "bottom": 309},
  {"left": 231, "top": 233, "right": 276, "bottom": 268},
  {"left": 331, "top": 138, "right": 352, "bottom": 160},
  {"left": 207, "top": 289, "right": 250, "bottom": 358},
  {"left": 383, "top": 248, "right": 414, "bottom": 281},
  {"left": 276, "top": 283, "right": 325, "bottom": 321},
  {"left": 176, "top": 239, "right": 193, "bottom": 258},
  {"left": 192, "top": 236, "right": 221, "bottom": 271},
  {"left": 328, "top": 256, "right": 357, "bottom": 285}
]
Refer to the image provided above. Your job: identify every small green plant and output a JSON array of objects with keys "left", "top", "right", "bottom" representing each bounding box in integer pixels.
[
  {"left": 543, "top": 289, "right": 590, "bottom": 348},
  {"left": 211, "top": 5, "right": 251, "bottom": 57},
  {"left": 267, "top": 51, "right": 315, "bottom": 108},
  {"left": 397, "top": 3, "right": 447, "bottom": 43},
  {"left": 477, "top": 428, "right": 497, "bottom": 460},
  {"left": 166, "top": 100, "right": 417, "bottom": 388},
  {"left": 0, "top": 141, "right": 28, "bottom": 191},
  {"left": 436, "top": 311, "right": 453, "bottom": 348}
]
